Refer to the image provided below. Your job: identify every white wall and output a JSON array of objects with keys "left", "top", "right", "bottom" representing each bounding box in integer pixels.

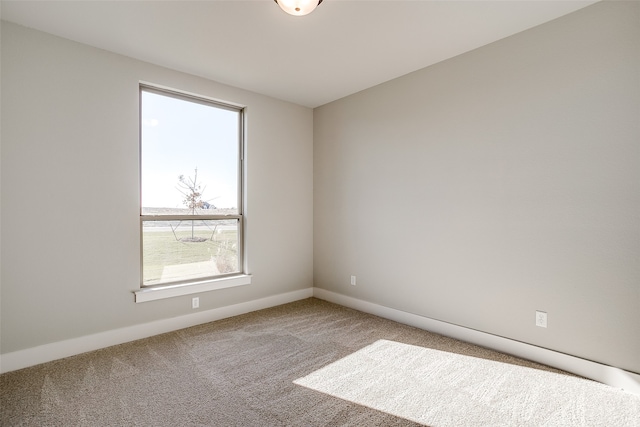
[
  {"left": 0, "top": 22, "right": 313, "bottom": 354},
  {"left": 314, "top": 1, "right": 639, "bottom": 374}
]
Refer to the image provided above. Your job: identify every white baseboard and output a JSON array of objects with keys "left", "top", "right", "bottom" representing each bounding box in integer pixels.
[
  {"left": 313, "top": 288, "right": 640, "bottom": 396},
  {"left": 4, "top": 287, "right": 638, "bottom": 397},
  {"left": 0, "top": 288, "right": 313, "bottom": 374}
]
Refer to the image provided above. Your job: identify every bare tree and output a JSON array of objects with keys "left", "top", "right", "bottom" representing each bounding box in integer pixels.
[{"left": 177, "top": 168, "right": 206, "bottom": 241}]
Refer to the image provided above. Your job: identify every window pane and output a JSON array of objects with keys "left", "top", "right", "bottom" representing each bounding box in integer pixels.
[
  {"left": 141, "top": 90, "right": 239, "bottom": 215},
  {"left": 142, "top": 219, "right": 240, "bottom": 286}
]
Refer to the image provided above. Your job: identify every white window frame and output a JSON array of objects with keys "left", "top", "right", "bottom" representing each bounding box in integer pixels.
[{"left": 135, "top": 84, "right": 250, "bottom": 303}]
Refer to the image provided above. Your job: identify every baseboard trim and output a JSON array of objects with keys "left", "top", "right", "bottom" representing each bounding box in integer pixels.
[
  {"left": 0, "top": 288, "right": 313, "bottom": 374},
  {"left": 313, "top": 288, "right": 640, "bottom": 396}
]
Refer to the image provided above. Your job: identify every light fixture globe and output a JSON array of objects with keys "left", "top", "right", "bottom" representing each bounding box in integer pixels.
[{"left": 275, "top": 0, "right": 323, "bottom": 16}]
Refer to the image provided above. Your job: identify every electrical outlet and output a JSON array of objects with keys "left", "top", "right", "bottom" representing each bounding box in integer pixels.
[
  {"left": 536, "top": 311, "right": 547, "bottom": 328},
  {"left": 192, "top": 297, "right": 200, "bottom": 309},
  {"left": 350, "top": 275, "right": 356, "bottom": 286}
]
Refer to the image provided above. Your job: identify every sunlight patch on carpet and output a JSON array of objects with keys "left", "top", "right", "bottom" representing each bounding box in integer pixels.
[{"left": 294, "top": 340, "right": 640, "bottom": 426}]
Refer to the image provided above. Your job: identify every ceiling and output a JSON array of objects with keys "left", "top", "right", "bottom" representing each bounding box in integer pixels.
[{"left": 1, "top": 0, "right": 597, "bottom": 108}]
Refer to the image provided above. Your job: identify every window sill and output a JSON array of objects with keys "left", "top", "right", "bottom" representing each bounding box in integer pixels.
[{"left": 134, "top": 274, "right": 252, "bottom": 303}]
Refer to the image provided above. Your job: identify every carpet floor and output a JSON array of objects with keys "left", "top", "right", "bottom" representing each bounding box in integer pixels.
[{"left": 1, "top": 298, "right": 638, "bottom": 426}]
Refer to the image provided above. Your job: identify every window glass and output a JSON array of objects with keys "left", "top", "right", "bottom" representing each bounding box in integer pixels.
[
  {"left": 141, "top": 90, "right": 239, "bottom": 215},
  {"left": 140, "top": 86, "right": 243, "bottom": 286},
  {"left": 142, "top": 219, "right": 239, "bottom": 286}
]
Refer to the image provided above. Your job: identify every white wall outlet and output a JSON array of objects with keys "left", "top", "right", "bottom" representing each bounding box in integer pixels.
[
  {"left": 536, "top": 310, "right": 547, "bottom": 328},
  {"left": 192, "top": 297, "right": 200, "bottom": 309},
  {"left": 350, "top": 275, "right": 356, "bottom": 286}
]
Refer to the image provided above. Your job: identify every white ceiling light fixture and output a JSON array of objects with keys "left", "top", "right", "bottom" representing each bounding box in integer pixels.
[{"left": 275, "top": 0, "right": 323, "bottom": 16}]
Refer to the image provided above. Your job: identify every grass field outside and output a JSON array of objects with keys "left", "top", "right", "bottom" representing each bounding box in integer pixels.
[{"left": 142, "top": 218, "right": 239, "bottom": 286}]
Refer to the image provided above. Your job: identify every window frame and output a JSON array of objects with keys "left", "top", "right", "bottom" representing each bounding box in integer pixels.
[{"left": 137, "top": 84, "right": 247, "bottom": 296}]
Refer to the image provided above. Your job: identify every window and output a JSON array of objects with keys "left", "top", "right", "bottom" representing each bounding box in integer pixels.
[{"left": 140, "top": 85, "right": 244, "bottom": 288}]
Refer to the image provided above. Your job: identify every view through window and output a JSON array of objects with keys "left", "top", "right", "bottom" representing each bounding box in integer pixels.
[{"left": 140, "top": 86, "right": 244, "bottom": 287}]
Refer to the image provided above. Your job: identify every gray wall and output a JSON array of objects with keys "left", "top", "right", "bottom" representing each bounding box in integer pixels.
[
  {"left": 314, "top": 1, "right": 639, "bottom": 374},
  {"left": 1, "top": 22, "right": 313, "bottom": 354}
]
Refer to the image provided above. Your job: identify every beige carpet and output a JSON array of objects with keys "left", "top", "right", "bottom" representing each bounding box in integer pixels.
[
  {"left": 295, "top": 339, "right": 640, "bottom": 426},
  {"left": 2, "top": 298, "right": 639, "bottom": 426}
]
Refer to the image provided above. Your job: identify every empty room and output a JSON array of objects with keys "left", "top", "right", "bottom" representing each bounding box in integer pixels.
[{"left": 1, "top": 0, "right": 639, "bottom": 425}]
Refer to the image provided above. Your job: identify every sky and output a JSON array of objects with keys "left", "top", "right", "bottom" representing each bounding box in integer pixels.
[{"left": 141, "top": 90, "right": 240, "bottom": 210}]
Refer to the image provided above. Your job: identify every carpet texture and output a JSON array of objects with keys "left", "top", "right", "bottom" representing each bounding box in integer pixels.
[
  {"left": 295, "top": 339, "right": 640, "bottom": 426},
  {"left": 1, "top": 298, "right": 638, "bottom": 426}
]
